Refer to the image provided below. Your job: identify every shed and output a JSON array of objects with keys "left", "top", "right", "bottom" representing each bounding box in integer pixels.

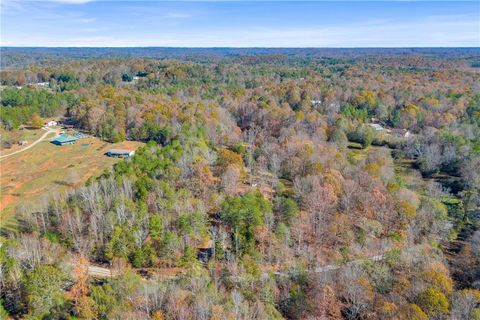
[
  {"left": 106, "top": 149, "right": 135, "bottom": 158},
  {"left": 51, "top": 134, "right": 77, "bottom": 145},
  {"left": 368, "top": 123, "right": 384, "bottom": 131},
  {"left": 391, "top": 129, "right": 411, "bottom": 138},
  {"left": 197, "top": 239, "right": 214, "bottom": 264},
  {"left": 45, "top": 120, "right": 57, "bottom": 127}
]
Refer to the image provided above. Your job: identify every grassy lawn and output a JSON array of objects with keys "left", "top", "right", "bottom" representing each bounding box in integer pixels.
[
  {"left": 0, "top": 134, "right": 143, "bottom": 217},
  {"left": 346, "top": 143, "right": 428, "bottom": 194},
  {"left": 1, "top": 128, "right": 46, "bottom": 151},
  {"left": 347, "top": 142, "right": 370, "bottom": 163}
]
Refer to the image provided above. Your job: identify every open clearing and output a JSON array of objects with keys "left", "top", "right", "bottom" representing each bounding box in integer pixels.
[
  {"left": 1, "top": 127, "right": 59, "bottom": 159},
  {"left": 0, "top": 132, "right": 143, "bottom": 216},
  {"left": 1, "top": 128, "right": 49, "bottom": 152}
]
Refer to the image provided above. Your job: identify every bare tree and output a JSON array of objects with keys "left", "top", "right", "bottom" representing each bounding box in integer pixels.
[{"left": 221, "top": 165, "right": 240, "bottom": 195}]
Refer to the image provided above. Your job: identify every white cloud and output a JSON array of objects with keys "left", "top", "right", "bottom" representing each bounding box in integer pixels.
[
  {"left": 39, "top": 0, "right": 94, "bottom": 3},
  {"left": 164, "top": 13, "right": 192, "bottom": 19},
  {"left": 2, "top": 2, "right": 478, "bottom": 47},
  {"left": 1, "top": 0, "right": 93, "bottom": 13},
  {"left": 79, "top": 17, "right": 96, "bottom": 23},
  {"left": 1, "top": 0, "right": 24, "bottom": 13},
  {"left": 68, "top": 36, "right": 112, "bottom": 42}
]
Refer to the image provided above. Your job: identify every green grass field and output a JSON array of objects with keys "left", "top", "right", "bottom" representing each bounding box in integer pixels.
[
  {"left": 1, "top": 132, "right": 143, "bottom": 220},
  {"left": 1, "top": 128, "right": 45, "bottom": 150}
]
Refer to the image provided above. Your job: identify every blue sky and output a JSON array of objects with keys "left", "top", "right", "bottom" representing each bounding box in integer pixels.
[{"left": 1, "top": 1, "right": 479, "bottom": 47}]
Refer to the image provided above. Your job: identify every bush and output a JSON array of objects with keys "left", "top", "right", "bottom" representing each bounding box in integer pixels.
[
  {"left": 404, "top": 304, "right": 428, "bottom": 320},
  {"left": 22, "top": 265, "right": 67, "bottom": 318},
  {"left": 30, "top": 113, "right": 44, "bottom": 128},
  {"left": 417, "top": 288, "right": 449, "bottom": 317}
]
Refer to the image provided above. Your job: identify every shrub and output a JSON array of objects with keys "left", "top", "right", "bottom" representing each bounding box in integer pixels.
[{"left": 417, "top": 288, "right": 449, "bottom": 317}]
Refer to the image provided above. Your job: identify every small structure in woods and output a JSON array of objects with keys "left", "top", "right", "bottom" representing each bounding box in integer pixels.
[
  {"left": 106, "top": 149, "right": 135, "bottom": 158},
  {"left": 368, "top": 123, "right": 385, "bottom": 131},
  {"left": 197, "top": 239, "right": 214, "bottom": 264},
  {"left": 391, "top": 128, "right": 411, "bottom": 138}
]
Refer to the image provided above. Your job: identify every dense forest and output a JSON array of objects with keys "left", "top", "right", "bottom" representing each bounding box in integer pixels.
[{"left": 1, "top": 48, "right": 479, "bottom": 319}]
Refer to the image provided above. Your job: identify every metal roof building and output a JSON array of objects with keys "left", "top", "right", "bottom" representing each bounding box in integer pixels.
[
  {"left": 51, "top": 134, "right": 78, "bottom": 145},
  {"left": 106, "top": 149, "right": 135, "bottom": 158}
]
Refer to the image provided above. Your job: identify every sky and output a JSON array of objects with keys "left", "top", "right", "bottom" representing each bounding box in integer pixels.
[{"left": 1, "top": 1, "right": 479, "bottom": 47}]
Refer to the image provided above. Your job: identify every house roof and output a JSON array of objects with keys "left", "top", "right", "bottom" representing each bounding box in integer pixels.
[
  {"left": 107, "top": 149, "right": 134, "bottom": 154},
  {"left": 52, "top": 134, "right": 77, "bottom": 143}
]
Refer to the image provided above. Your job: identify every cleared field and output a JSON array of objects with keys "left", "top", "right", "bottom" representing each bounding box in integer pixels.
[
  {"left": 1, "top": 128, "right": 47, "bottom": 152},
  {"left": 0, "top": 133, "right": 143, "bottom": 217}
]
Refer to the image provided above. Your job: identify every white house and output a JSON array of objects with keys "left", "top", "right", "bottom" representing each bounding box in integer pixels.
[
  {"left": 37, "top": 82, "right": 50, "bottom": 87},
  {"left": 45, "top": 120, "right": 58, "bottom": 127}
]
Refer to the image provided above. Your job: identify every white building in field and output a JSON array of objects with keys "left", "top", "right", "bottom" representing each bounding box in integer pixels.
[{"left": 45, "top": 120, "right": 58, "bottom": 127}]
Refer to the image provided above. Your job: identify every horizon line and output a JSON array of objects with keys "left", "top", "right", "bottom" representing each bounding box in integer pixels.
[{"left": 2, "top": 46, "right": 480, "bottom": 49}]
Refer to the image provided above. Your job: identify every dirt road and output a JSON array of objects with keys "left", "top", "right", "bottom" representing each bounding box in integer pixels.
[
  {"left": 0, "top": 127, "right": 58, "bottom": 161},
  {"left": 85, "top": 251, "right": 391, "bottom": 280},
  {"left": 88, "top": 265, "right": 115, "bottom": 277}
]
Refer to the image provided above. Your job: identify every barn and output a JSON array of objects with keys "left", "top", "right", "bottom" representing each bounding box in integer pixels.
[{"left": 51, "top": 134, "right": 78, "bottom": 145}]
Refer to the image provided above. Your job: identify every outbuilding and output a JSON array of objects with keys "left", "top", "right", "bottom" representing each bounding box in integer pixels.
[
  {"left": 196, "top": 239, "right": 214, "bottom": 264},
  {"left": 391, "top": 129, "right": 411, "bottom": 138},
  {"left": 368, "top": 123, "right": 384, "bottom": 131},
  {"left": 51, "top": 134, "right": 77, "bottom": 145},
  {"left": 106, "top": 149, "right": 135, "bottom": 158}
]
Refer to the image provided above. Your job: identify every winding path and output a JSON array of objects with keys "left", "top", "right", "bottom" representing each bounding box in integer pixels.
[
  {"left": 0, "top": 127, "right": 58, "bottom": 161},
  {"left": 85, "top": 251, "right": 391, "bottom": 279}
]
